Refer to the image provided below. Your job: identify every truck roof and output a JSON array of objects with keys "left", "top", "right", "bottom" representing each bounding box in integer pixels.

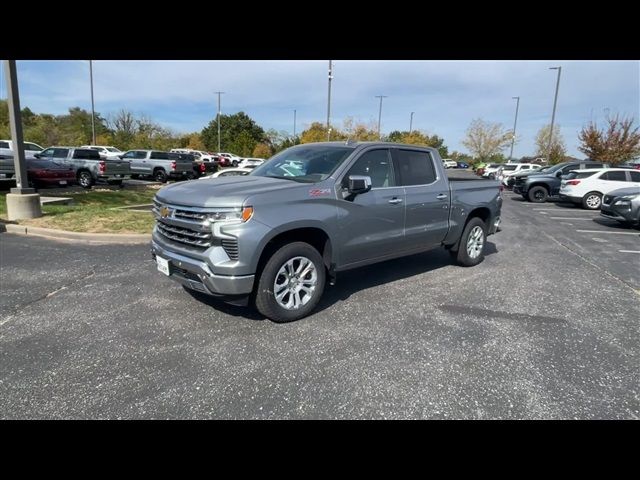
[{"left": 300, "top": 141, "right": 437, "bottom": 150}]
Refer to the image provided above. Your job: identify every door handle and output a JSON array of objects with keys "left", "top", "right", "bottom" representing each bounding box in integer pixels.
[
  {"left": 388, "top": 198, "right": 403, "bottom": 205},
  {"left": 436, "top": 193, "right": 448, "bottom": 200}
]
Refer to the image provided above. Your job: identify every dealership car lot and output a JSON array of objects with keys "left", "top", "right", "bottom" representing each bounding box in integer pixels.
[{"left": 1, "top": 188, "right": 638, "bottom": 419}]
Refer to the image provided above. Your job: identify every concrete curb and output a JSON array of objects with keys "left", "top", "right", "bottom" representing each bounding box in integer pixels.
[{"left": 1, "top": 222, "right": 151, "bottom": 245}]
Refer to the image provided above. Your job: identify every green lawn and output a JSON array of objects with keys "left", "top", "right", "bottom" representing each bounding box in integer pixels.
[{"left": 0, "top": 187, "right": 159, "bottom": 234}]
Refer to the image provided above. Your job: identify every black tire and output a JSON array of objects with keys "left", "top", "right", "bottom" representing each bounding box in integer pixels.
[
  {"left": 232, "top": 160, "right": 238, "bottom": 167},
  {"left": 455, "top": 217, "right": 487, "bottom": 267},
  {"left": 582, "top": 191, "right": 602, "bottom": 210},
  {"left": 153, "top": 168, "right": 168, "bottom": 183},
  {"left": 527, "top": 185, "right": 548, "bottom": 203},
  {"left": 254, "top": 242, "right": 326, "bottom": 323},
  {"left": 77, "top": 170, "right": 94, "bottom": 189}
]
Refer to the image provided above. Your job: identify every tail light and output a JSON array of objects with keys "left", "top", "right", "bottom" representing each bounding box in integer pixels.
[
  {"left": 200, "top": 163, "right": 206, "bottom": 172},
  {"left": 171, "top": 161, "right": 176, "bottom": 171},
  {"left": 566, "top": 180, "right": 581, "bottom": 186},
  {"left": 98, "top": 161, "right": 106, "bottom": 174}
]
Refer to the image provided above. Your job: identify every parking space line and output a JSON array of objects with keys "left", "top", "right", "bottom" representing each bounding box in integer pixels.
[
  {"left": 550, "top": 217, "right": 593, "bottom": 220},
  {"left": 576, "top": 230, "right": 640, "bottom": 236},
  {"left": 619, "top": 250, "right": 640, "bottom": 254}
]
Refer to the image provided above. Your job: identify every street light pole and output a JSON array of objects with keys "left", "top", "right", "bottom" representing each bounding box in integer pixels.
[
  {"left": 326, "top": 60, "right": 333, "bottom": 141},
  {"left": 375, "top": 95, "right": 387, "bottom": 140},
  {"left": 293, "top": 109, "right": 297, "bottom": 138},
  {"left": 89, "top": 60, "right": 96, "bottom": 145},
  {"left": 3, "top": 60, "right": 41, "bottom": 220},
  {"left": 509, "top": 96, "right": 520, "bottom": 161},
  {"left": 409, "top": 111, "right": 414, "bottom": 134},
  {"left": 215, "top": 91, "right": 225, "bottom": 152},
  {"left": 547, "top": 66, "right": 562, "bottom": 162}
]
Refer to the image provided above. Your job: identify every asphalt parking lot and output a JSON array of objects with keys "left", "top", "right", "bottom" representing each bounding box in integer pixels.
[{"left": 1, "top": 188, "right": 638, "bottom": 419}]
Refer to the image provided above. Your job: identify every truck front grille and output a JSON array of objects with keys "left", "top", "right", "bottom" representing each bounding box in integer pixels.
[
  {"left": 153, "top": 200, "right": 213, "bottom": 250},
  {"left": 156, "top": 222, "right": 213, "bottom": 249}
]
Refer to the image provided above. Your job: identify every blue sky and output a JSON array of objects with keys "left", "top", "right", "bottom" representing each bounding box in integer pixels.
[{"left": 2, "top": 60, "right": 638, "bottom": 157}]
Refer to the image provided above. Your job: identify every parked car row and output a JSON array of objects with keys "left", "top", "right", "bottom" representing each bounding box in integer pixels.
[{"left": 442, "top": 159, "right": 469, "bottom": 169}]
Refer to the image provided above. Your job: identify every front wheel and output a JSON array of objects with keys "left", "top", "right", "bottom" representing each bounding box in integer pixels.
[
  {"left": 528, "top": 186, "right": 548, "bottom": 203},
  {"left": 455, "top": 217, "right": 487, "bottom": 267},
  {"left": 582, "top": 192, "right": 602, "bottom": 210},
  {"left": 254, "top": 242, "right": 326, "bottom": 323}
]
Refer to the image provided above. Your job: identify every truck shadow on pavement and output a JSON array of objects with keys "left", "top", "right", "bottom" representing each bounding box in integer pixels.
[{"left": 183, "top": 244, "right": 498, "bottom": 322}]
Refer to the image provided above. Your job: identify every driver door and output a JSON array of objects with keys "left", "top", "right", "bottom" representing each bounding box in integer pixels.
[{"left": 335, "top": 148, "right": 406, "bottom": 267}]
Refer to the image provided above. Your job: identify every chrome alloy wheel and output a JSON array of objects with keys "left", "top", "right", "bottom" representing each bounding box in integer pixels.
[
  {"left": 586, "top": 194, "right": 601, "bottom": 209},
  {"left": 273, "top": 256, "right": 318, "bottom": 310},
  {"left": 466, "top": 225, "right": 485, "bottom": 259}
]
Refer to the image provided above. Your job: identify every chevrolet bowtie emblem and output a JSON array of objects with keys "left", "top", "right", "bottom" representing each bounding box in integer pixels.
[{"left": 160, "top": 206, "right": 172, "bottom": 218}]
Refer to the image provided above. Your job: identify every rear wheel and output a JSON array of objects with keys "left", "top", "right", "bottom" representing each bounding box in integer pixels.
[
  {"left": 455, "top": 217, "right": 487, "bottom": 267},
  {"left": 528, "top": 185, "right": 548, "bottom": 203},
  {"left": 582, "top": 192, "right": 602, "bottom": 210},
  {"left": 254, "top": 242, "right": 326, "bottom": 323},
  {"left": 153, "top": 168, "right": 168, "bottom": 183},
  {"left": 232, "top": 160, "right": 238, "bottom": 167},
  {"left": 77, "top": 170, "right": 94, "bottom": 189}
]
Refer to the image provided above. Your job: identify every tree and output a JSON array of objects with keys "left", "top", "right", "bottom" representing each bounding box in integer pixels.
[
  {"left": 386, "top": 129, "right": 449, "bottom": 158},
  {"left": 201, "top": 111, "right": 266, "bottom": 154},
  {"left": 578, "top": 115, "right": 640, "bottom": 165},
  {"left": 342, "top": 117, "right": 379, "bottom": 141},
  {"left": 534, "top": 124, "right": 567, "bottom": 165},
  {"left": 186, "top": 133, "right": 205, "bottom": 150},
  {"left": 461, "top": 118, "right": 512, "bottom": 161},
  {"left": 253, "top": 143, "right": 272, "bottom": 158}
]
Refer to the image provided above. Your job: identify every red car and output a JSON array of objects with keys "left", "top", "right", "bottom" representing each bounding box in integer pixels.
[{"left": 27, "top": 158, "right": 75, "bottom": 188}]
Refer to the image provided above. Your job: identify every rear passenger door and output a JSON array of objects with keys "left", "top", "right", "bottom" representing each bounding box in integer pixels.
[
  {"left": 391, "top": 148, "right": 451, "bottom": 248},
  {"left": 599, "top": 170, "right": 629, "bottom": 193}
]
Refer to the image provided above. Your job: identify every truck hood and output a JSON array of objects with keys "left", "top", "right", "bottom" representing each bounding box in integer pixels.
[
  {"left": 155, "top": 175, "right": 306, "bottom": 208},
  {"left": 512, "top": 169, "right": 547, "bottom": 178}
]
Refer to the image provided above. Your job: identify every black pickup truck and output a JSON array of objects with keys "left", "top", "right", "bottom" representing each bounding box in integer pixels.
[{"left": 513, "top": 160, "right": 608, "bottom": 203}]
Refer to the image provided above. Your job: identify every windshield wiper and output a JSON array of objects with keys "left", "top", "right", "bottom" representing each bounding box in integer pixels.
[{"left": 265, "top": 175, "right": 314, "bottom": 183}]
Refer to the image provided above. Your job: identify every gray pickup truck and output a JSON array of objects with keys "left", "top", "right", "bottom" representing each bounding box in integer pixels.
[
  {"left": 151, "top": 142, "right": 502, "bottom": 322},
  {"left": 120, "top": 150, "right": 193, "bottom": 183},
  {"left": 35, "top": 146, "right": 131, "bottom": 188}
]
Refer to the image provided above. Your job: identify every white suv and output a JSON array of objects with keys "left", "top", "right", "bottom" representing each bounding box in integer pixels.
[
  {"left": 81, "top": 145, "right": 123, "bottom": 160},
  {"left": 498, "top": 163, "right": 542, "bottom": 184},
  {"left": 559, "top": 168, "right": 640, "bottom": 209},
  {"left": 170, "top": 149, "right": 216, "bottom": 162}
]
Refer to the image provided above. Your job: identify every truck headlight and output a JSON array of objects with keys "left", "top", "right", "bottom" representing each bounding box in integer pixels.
[{"left": 208, "top": 206, "right": 253, "bottom": 224}]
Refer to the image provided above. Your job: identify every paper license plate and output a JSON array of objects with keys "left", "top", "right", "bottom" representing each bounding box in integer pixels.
[{"left": 156, "top": 256, "right": 170, "bottom": 276}]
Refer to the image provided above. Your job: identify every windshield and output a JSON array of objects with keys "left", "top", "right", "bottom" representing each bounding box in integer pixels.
[
  {"left": 502, "top": 165, "right": 517, "bottom": 171},
  {"left": 544, "top": 162, "right": 570, "bottom": 174},
  {"left": 107, "top": 147, "right": 121, "bottom": 152},
  {"left": 251, "top": 145, "right": 354, "bottom": 183}
]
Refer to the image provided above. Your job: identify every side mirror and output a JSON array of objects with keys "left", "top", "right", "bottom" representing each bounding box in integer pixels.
[{"left": 347, "top": 175, "right": 372, "bottom": 194}]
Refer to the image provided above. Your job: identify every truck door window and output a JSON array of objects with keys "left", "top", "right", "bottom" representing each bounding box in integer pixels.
[
  {"left": 393, "top": 150, "right": 436, "bottom": 186},
  {"left": 53, "top": 148, "right": 69, "bottom": 158},
  {"left": 344, "top": 149, "right": 394, "bottom": 188},
  {"left": 0, "top": 141, "right": 9, "bottom": 149},
  {"left": 135, "top": 151, "right": 148, "bottom": 159}
]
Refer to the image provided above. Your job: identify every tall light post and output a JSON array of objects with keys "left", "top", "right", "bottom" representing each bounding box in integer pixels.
[
  {"left": 409, "top": 111, "right": 415, "bottom": 134},
  {"left": 326, "top": 60, "right": 333, "bottom": 141},
  {"left": 508, "top": 96, "right": 520, "bottom": 161},
  {"left": 293, "top": 109, "right": 297, "bottom": 138},
  {"left": 547, "top": 66, "right": 562, "bottom": 162},
  {"left": 214, "top": 91, "right": 225, "bottom": 152},
  {"left": 89, "top": 60, "right": 96, "bottom": 145},
  {"left": 375, "top": 95, "right": 387, "bottom": 139}
]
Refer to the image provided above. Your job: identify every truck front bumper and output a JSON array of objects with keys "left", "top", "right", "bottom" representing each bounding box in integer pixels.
[{"left": 150, "top": 239, "right": 255, "bottom": 296}]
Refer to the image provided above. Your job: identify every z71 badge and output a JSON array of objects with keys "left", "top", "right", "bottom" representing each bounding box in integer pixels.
[{"left": 309, "top": 188, "right": 332, "bottom": 197}]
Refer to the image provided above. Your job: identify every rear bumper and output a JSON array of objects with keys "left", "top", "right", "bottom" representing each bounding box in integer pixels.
[
  {"left": 558, "top": 194, "right": 580, "bottom": 203},
  {"left": 150, "top": 239, "right": 255, "bottom": 296}
]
